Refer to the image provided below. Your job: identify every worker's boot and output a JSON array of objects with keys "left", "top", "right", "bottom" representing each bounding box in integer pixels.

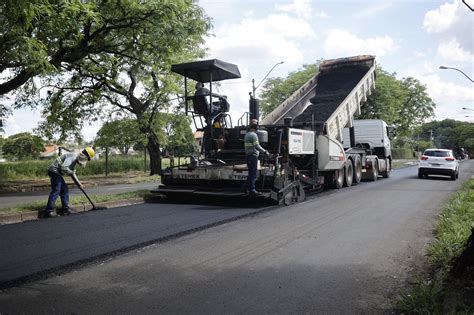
[
  {"left": 57, "top": 208, "right": 72, "bottom": 216},
  {"left": 43, "top": 210, "right": 56, "bottom": 218}
]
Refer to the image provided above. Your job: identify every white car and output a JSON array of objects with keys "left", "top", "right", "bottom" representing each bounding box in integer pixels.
[{"left": 418, "top": 148, "right": 459, "bottom": 180}]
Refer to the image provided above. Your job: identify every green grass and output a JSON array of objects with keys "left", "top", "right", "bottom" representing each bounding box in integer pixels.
[
  {"left": 394, "top": 179, "right": 474, "bottom": 313},
  {"left": 0, "top": 190, "right": 150, "bottom": 215},
  {"left": 394, "top": 278, "right": 444, "bottom": 314},
  {"left": 0, "top": 156, "right": 189, "bottom": 181}
]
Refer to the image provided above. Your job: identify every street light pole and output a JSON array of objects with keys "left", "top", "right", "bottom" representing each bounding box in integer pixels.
[
  {"left": 439, "top": 66, "right": 474, "bottom": 82},
  {"left": 252, "top": 61, "right": 284, "bottom": 98}
]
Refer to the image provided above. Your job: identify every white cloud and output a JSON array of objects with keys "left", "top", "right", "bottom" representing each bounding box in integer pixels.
[
  {"left": 355, "top": 1, "right": 393, "bottom": 19},
  {"left": 413, "top": 51, "right": 427, "bottom": 58},
  {"left": 323, "top": 29, "right": 397, "bottom": 59},
  {"left": 423, "top": 1, "right": 458, "bottom": 33},
  {"left": 423, "top": 1, "right": 473, "bottom": 63},
  {"left": 207, "top": 13, "right": 315, "bottom": 66},
  {"left": 275, "top": 0, "right": 313, "bottom": 19},
  {"left": 315, "top": 11, "right": 330, "bottom": 19},
  {"left": 437, "top": 38, "right": 474, "bottom": 62},
  {"left": 416, "top": 74, "right": 474, "bottom": 120},
  {"left": 4, "top": 108, "right": 41, "bottom": 137}
]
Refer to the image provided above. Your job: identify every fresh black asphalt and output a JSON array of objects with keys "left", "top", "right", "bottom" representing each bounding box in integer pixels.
[{"left": 0, "top": 202, "right": 271, "bottom": 288}]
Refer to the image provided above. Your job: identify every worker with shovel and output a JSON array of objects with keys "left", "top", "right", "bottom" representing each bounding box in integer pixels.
[{"left": 43, "top": 147, "right": 95, "bottom": 218}]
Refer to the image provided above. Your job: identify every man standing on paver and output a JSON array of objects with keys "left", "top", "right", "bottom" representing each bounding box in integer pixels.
[
  {"left": 44, "top": 147, "right": 95, "bottom": 217},
  {"left": 244, "top": 119, "right": 268, "bottom": 196}
]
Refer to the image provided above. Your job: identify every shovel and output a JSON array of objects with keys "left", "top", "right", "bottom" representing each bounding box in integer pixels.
[{"left": 71, "top": 176, "right": 107, "bottom": 211}]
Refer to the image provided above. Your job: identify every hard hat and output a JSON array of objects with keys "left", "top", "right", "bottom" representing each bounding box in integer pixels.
[{"left": 82, "top": 147, "right": 95, "bottom": 160}]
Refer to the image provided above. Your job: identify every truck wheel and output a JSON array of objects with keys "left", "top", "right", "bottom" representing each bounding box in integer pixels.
[
  {"left": 382, "top": 158, "right": 391, "bottom": 178},
  {"left": 334, "top": 168, "right": 344, "bottom": 189},
  {"left": 371, "top": 161, "right": 379, "bottom": 181},
  {"left": 344, "top": 160, "right": 354, "bottom": 187},
  {"left": 352, "top": 156, "right": 362, "bottom": 185}
]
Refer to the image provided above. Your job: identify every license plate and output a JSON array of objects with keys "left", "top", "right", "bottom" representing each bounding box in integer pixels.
[{"left": 430, "top": 163, "right": 441, "bottom": 167}]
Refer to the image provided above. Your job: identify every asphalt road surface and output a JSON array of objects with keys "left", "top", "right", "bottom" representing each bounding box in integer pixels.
[
  {"left": 0, "top": 160, "right": 472, "bottom": 313},
  {"left": 0, "top": 182, "right": 158, "bottom": 209}
]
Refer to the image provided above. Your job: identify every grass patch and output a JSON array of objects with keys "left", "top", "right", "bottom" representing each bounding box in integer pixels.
[
  {"left": 0, "top": 190, "right": 150, "bottom": 215},
  {"left": 0, "top": 156, "right": 189, "bottom": 181},
  {"left": 394, "top": 278, "right": 444, "bottom": 314},
  {"left": 392, "top": 160, "right": 418, "bottom": 169},
  {"left": 394, "top": 179, "right": 474, "bottom": 313}
]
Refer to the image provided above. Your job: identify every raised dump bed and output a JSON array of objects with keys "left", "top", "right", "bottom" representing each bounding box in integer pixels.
[{"left": 262, "top": 55, "right": 376, "bottom": 142}]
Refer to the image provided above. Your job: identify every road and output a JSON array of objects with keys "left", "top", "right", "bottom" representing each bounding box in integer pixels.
[
  {"left": 0, "top": 161, "right": 472, "bottom": 313},
  {"left": 0, "top": 182, "right": 158, "bottom": 209}
]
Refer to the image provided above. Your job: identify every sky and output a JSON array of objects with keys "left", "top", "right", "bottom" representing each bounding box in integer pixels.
[{"left": 3, "top": 0, "right": 474, "bottom": 140}]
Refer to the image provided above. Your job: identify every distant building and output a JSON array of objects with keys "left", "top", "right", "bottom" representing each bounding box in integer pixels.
[
  {"left": 39, "top": 144, "right": 60, "bottom": 159},
  {"left": 194, "top": 131, "right": 203, "bottom": 151}
]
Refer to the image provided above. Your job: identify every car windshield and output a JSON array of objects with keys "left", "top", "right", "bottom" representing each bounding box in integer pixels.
[{"left": 424, "top": 150, "right": 450, "bottom": 157}]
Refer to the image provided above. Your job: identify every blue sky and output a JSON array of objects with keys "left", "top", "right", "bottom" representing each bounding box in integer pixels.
[{"left": 3, "top": 0, "right": 473, "bottom": 140}]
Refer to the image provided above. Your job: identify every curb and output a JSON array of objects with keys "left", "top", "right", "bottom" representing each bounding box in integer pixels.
[{"left": 0, "top": 198, "right": 144, "bottom": 225}]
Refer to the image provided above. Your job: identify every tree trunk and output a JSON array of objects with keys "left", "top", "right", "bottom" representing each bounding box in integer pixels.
[{"left": 146, "top": 131, "right": 162, "bottom": 176}]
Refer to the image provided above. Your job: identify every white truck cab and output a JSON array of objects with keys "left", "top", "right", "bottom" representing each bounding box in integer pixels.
[{"left": 342, "top": 119, "right": 392, "bottom": 158}]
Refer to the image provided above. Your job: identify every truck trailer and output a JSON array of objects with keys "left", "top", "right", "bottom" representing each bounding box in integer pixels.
[{"left": 154, "top": 55, "right": 393, "bottom": 205}]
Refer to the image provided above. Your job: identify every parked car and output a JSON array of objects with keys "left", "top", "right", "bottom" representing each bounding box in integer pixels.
[{"left": 418, "top": 148, "right": 459, "bottom": 180}]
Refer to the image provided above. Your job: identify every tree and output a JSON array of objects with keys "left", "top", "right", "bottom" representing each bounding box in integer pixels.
[
  {"left": 464, "top": 138, "right": 474, "bottom": 155},
  {"left": 2, "top": 132, "right": 45, "bottom": 160},
  {"left": 95, "top": 119, "right": 142, "bottom": 155},
  {"left": 160, "top": 113, "right": 196, "bottom": 156},
  {"left": 260, "top": 64, "right": 319, "bottom": 117},
  {"left": 16, "top": 1, "right": 210, "bottom": 175},
  {"left": 361, "top": 69, "right": 436, "bottom": 139},
  {"left": 415, "top": 119, "right": 474, "bottom": 154}
]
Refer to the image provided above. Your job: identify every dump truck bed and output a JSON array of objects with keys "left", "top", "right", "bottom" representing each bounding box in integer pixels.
[{"left": 261, "top": 55, "right": 376, "bottom": 142}]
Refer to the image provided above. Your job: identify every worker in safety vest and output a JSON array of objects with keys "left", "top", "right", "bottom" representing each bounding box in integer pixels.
[
  {"left": 44, "top": 147, "right": 95, "bottom": 218},
  {"left": 244, "top": 119, "right": 268, "bottom": 195}
]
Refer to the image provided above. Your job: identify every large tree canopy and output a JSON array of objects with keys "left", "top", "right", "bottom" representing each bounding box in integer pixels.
[
  {"left": 2, "top": 132, "right": 45, "bottom": 160},
  {"left": 1, "top": 0, "right": 202, "bottom": 95},
  {"left": 10, "top": 0, "right": 211, "bottom": 174},
  {"left": 95, "top": 118, "right": 142, "bottom": 155},
  {"left": 360, "top": 69, "right": 436, "bottom": 137},
  {"left": 415, "top": 119, "right": 474, "bottom": 155}
]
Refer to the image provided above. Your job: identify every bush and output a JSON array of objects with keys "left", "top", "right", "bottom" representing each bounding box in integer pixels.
[{"left": 392, "top": 148, "right": 415, "bottom": 159}]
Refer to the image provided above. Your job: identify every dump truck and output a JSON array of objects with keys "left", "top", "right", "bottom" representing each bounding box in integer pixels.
[{"left": 154, "top": 55, "right": 393, "bottom": 205}]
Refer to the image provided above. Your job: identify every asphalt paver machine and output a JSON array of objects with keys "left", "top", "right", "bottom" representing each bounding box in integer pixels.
[{"left": 153, "top": 55, "right": 385, "bottom": 206}]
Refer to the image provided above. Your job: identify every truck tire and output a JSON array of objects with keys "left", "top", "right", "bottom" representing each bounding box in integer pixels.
[
  {"left": 324, "top": 170, "right": 344, "bottom": 189},
  {"left": 381, "top": 158, "right": 391, "bottom": 178},
  {"left": 334, "top": 168, "right": 344, "bottom": 189},
  {"left": 344, "top": 160, "right": 354, "bottom": 187},
  {"left": 370, "top": 160, "right": 379, "bottom": 181},
  {"left": 352, "top": 155, "right": 362, "bottom": 185}
]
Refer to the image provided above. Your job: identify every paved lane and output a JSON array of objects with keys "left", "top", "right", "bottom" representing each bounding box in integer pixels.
[
  {"left": 0, "top": 160, "right": 472, "bottom": 313},
  {"left": 0, "top": 202, "right": 268, "bottom": 287}
]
